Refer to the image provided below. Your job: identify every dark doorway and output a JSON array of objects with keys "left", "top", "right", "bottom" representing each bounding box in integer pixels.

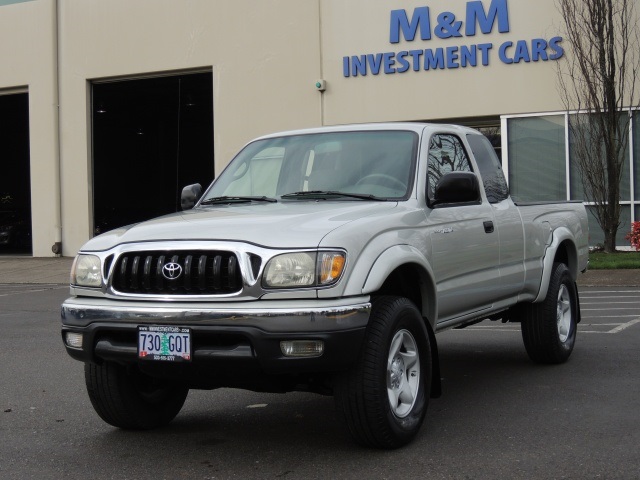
[
  {"left": 0, "top": 93, "right": 32, "bottom": 254},
  {"left": 92, "top": 72, "right": 214, "bottom": 235}
]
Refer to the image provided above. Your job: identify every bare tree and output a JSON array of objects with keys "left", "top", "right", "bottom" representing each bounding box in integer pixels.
[{"left": 556, "top": 0, "right": 640, "bottom": 252}]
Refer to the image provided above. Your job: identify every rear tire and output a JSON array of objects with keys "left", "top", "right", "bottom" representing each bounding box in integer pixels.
[
  {"left": 334, "top": 296, "right": 432, "bottom": 449},
  {"left": 521, "top": 262, "right": 578, "bottom": 364},
  {"left": 85, "top": 362, "right": 188, "bottom": 429}
]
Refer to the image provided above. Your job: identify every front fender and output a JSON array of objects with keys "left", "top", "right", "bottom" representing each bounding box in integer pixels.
[{"left": 347, "top": 244, "right": 437, "bottom": 327}]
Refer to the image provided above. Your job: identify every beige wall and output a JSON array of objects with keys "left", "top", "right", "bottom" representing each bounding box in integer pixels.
[
  {"left": 0, "top": 0, "right": 60, "bottom": 257},
  {"left": 2, "top": 0, "right": 634, "bottom": 256},
  {"left": 58, "top": 0, "right": 322, "bottom": 256},
  {"left": 321, "top": 0, "right": 565, "bottom": 124}
]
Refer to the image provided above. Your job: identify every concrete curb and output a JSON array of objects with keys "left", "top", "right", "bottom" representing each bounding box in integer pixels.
[{"left": 577, "top": 269, "right": 640, "bottom": 287}]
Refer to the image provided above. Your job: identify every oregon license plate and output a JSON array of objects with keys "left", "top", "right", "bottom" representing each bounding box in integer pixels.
[{"left": 138, "top": 326, "right": 191, "bottom": 362}]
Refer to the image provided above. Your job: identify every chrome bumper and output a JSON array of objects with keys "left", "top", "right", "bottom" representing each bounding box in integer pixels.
[{"left": 61, "top": 296, "right": 371, "bottom": 333}]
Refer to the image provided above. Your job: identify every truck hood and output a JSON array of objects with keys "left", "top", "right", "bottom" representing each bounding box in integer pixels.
[{"left": 80, "top": 201, "right": 399, "bottom": 251}]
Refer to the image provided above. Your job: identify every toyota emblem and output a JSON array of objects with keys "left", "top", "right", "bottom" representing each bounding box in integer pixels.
[{"left": 162, "top": 262, "right": 183, "bottom": 280}]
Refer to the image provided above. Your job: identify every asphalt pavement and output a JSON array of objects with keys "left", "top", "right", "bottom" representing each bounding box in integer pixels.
[
  {"left": 1, "top": 256, "right": 640, "bottom": 479},
  {"left": 1, "top": 283, "right": 639, "bottom": 479}
]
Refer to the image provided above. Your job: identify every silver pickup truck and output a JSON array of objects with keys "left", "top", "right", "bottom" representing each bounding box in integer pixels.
[{"left": 61, "top": 123, "right": 588, "bottom": 448}]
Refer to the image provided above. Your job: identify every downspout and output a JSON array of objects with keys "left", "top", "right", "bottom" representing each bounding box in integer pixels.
[
  {"left": 51, "top": 0, "right": 63, "bottom": 255},
  {"left": 318, "top": 0, "right": 325, "bottom": 126}
]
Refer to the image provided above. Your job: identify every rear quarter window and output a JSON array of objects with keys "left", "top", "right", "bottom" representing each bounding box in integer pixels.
[{"left": 466, "top": 134, "right": 509, "bottom": 203}]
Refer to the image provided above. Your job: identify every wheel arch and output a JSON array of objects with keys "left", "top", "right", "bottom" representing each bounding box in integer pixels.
[
  {"left": 360, "top": 245, "right": 438, "bottom": 329},
  {"left": 534, "top": 227, "right": 579, "bottom": 303}
]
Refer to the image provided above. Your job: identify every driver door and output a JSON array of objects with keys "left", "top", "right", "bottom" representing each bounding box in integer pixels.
[{"left": 425, "top": 133, "right": 500, "bottom": 324}]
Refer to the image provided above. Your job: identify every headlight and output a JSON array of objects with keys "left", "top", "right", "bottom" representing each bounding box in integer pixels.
[
  {"left": 263, "top": 251, "right": 346, "bottom": 288},
  {"left": 71, "top": 254, "right": 102, "bottom": 287}
]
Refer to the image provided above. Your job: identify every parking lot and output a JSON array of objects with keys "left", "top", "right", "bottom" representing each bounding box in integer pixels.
[
  {"left": 460, "top": 287, "right": 640, "bottom": 334},
  {"left": 1, "top": 283, "right": 639, "bottom": 479}
]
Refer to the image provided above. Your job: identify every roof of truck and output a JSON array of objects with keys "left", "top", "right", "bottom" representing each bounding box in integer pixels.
[{"left": 254, "top": 122, "right": 480, "bottom": 140}]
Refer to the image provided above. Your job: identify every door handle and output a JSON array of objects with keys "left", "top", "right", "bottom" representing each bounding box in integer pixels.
[{"left": 483, "top": 221, "right": 494, "bottom": 234}]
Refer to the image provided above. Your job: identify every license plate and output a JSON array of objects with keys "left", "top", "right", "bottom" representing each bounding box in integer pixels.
[{"left": 138, "top": 326, "right": 191, "bottom": 362}]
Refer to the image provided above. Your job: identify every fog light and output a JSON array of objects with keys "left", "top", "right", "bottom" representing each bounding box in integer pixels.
[
  {"left": 65, "top": 332, "right": 83, "bottom": 349},
  {"left": 280, "top": 340, "right": 324, "bottom": 357}
]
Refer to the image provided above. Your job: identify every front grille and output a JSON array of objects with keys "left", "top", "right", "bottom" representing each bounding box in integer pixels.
[{"left": 111, "top": 250, "right": 242, "bottom": 295}]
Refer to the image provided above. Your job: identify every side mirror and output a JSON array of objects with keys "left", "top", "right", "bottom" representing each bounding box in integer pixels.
[
  {"left": 433, "top": 172, "right": 480, "bottom": 206},
  {"left": 181, "top": 183, "right": 203, "bottom": 210}
]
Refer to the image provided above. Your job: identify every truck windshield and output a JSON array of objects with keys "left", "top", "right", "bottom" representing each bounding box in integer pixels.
[{"left": 202, "top": 131, "right": 418, "bottom": 202}]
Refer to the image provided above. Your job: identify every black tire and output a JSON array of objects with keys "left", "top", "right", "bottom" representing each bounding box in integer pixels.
[
  {"left": 84, "top": 362, "right": 189, "bottom": 429},
  {"left": 334, "top": 296, "right": 432, "bottom": 449},
  {"left": 521, "top": 262, "right": 578, "bottom": 364}
]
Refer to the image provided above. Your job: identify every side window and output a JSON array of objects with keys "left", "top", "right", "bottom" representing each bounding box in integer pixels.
[
  {"left": 428, "top": 134, "right": 472, "bottom": 201},
  {"left": 466, "top": 134, "right": 509, "bottom": 203}
]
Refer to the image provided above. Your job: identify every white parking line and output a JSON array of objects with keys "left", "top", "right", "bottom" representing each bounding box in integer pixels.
[
  {"left": 580, "top": 323, "right": 624, "bottom": 326},
  {"left": 580, "top": 300, "right": 640, "bottom": 306},
  {"left": 580, "top": 290, "right": 640, "bottom": 294},
  {"left": 459, "top": 317, "right": 640, "bottom": 335},
  {"left": 581, "top": 296, "right": 640, "bottom": 300},
  {"left": 608, "top": 318, "right": 640, "bottom": 334},
  {"left": 580, "top": 307, "right": 633, "bottom": 312}
]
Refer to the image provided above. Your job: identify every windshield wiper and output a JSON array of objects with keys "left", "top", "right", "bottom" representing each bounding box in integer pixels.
[
  {"left": 281, "top": 191, "right": 388, "bottom": 201},
  {"left": 200, "top": 196, "right": 277, "bottom": 205}
]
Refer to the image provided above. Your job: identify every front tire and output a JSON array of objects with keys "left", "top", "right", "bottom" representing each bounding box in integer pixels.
[
  {"left": 334, "top": 296, "right": 432, "bottom": 449},
  {"left": 521, "top": 262, "right": 578, "bottom": 364},
  {"left": 85, "top": 362, "right": 189, "bottom": 429}
]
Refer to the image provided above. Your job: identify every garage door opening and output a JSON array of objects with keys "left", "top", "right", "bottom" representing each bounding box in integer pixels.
[
  {"left": 92, "top": 72, "right": 214, "bottom": 235},
  {"left": 0, "top": 92, "right": 32, "bottom": 255}
]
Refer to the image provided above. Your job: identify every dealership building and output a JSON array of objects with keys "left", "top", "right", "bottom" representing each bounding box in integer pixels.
[{"left": 1, "top": 0, "right": 639, "bottom": 257}]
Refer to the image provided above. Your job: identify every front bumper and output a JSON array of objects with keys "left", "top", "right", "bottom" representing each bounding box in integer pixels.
[{"left": 61, "top": 297, "right": 370, "bottom": 376}]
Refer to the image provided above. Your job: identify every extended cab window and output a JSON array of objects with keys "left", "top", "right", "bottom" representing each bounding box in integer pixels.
[
  {"left": 466, "top": 134, "right": 509, "bottom": 203},
  {"left": 427, "top": 134, "right": 472, "bottom": 203}
]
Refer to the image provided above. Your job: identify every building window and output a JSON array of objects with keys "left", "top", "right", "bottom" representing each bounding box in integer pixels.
[
  {"left": 586, "top": 205, "right": 632, "bottom": 247},
  {"left": 507, "top": 115, "right": 566, "bottom": 202},
  {"left": 504, "top": 110, "right": 639, "bottom": 248},
  {"left": 569, "top": 112, "right": 631, "bottom": 202}
]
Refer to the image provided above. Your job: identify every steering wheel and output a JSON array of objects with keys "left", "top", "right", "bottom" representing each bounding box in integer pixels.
[{"left": 356, "top": 174, "right": 406, "bottom": 190}]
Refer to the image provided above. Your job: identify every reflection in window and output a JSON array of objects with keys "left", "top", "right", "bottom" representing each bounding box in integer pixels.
[
  {"left": 222, "top": 147, "right": 285, "bottom": 197},
  {"left": 466, "top": 134, "right": 509, "bottom": 203},
  {"left": 507, "top": 115, "right": 566, "bottom": 202},
  {"left": 586, "top": 205, "right": 632, "bottom": 248},
  {"left": 569, "top": 112, "right": 630, "bottom": 202},
  {"left": 427, "top": 134, "right": 472, "bottom": 200}
]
